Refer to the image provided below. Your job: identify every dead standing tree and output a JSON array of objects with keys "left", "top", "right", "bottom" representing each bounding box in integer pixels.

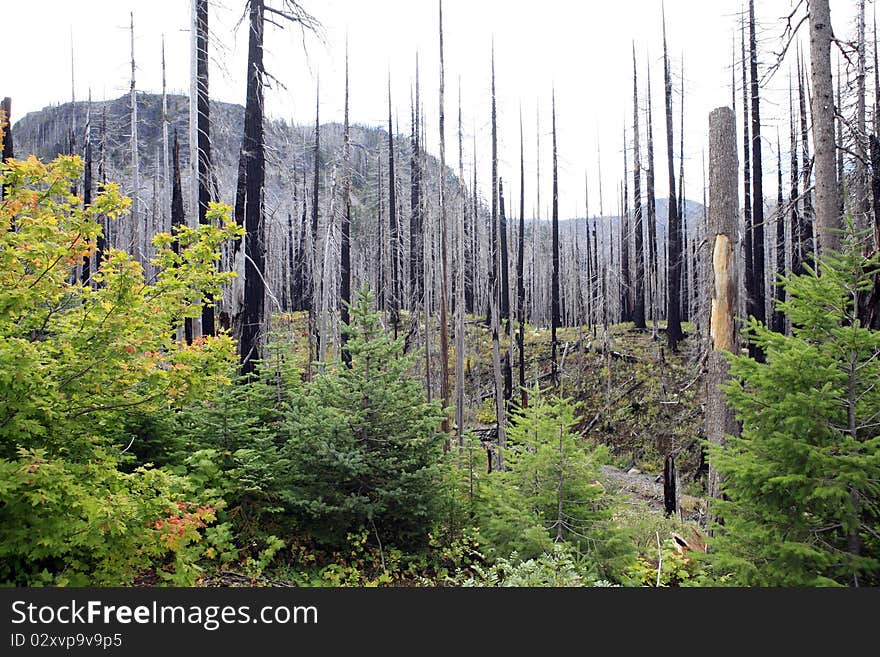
[
  {"left": 340, "top": 43, "right": 352, "bottom": 367},
  {"left": 706, "top": 107, "right": 741, "bottom": 519},
  {"left": 663, "top": 8, "right": 683, "bottom": 350},
  {"left": 632, "top": 44, "right": 646, "bottom": 329},
  {"left": 193, "top": 0, "right": 215, "bottom": 336},
  {"left": 438, "top": 0, "right": 451, "bottom": 439},
  {"left": 236, "top": 0, "right": 320, "bottom": 375},
  {"left": 489, "top": 45, "right": 506, "bottom": 465},
  {"left": 551, "top": 90, "right": 560, "bottom": 384},
  {"left": 748, "top": 0, "right": 767, "bottom": 347},
  {"left": 810, "top": 0, "right": 842, "bottom": 254}
]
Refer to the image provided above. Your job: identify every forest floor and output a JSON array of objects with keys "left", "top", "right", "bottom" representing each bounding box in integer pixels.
[{"left": 601, "top": 464, "right": 706, "bottom": 521}]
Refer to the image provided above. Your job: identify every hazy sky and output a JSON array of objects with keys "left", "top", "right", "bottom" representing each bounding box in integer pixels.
[{"left": 4, "top": 0, "right": 862, "bottom": 217}]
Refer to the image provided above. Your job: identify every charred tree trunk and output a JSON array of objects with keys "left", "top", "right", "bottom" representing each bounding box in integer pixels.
[
  {"left": 490, "top": 45, "right": 506, "bottom": 464},
  {"left": 82, "top": 97, "right": 93, "bottom": 284},
  {"left": 438, "top": 1, "right": 450, "bottom": 438},
  {"left": 518, "top": 110, "right": 527, "bottom": 408},
  {"left": 96, "top": 106, "right": 106, "bottom": 265},
  {"left": 388, "top": 77, "right": 400, "bottom": 334},
  {"left": 749, "top": 0, "right": 766, "bottom": 344},
  {"left": 195, "top": 0, "right": 215, "bottom": 336},
  {"left": 292, "top": 205, "right": 307, "bottom": 310},
  {"left": 773, "top": 133, "right": 785, "bottom": 334},
  {"left": 172, "top": 133, "right": 193, "bottom": 344},
  {"left": 239, "top": 0, "right": 266, "bottom": 376},
  {"left": 486, "top": 63, "right": 499, "bottom": 329},
  {"left": 790, "top": 75, "right": 803, "bottom": 276},
  {"left": 663, "top": 11, "right": 683, "bottom": 350},
  {"left": 340, "top": 46, "right": 352, "bottom": 367},
  {"left": 741, "top": 17, "right": 754, "bottom": 332},
  {"left": 799, "top": 53, "right": 816, "bottom": 265},
  {"left": 130, "top": 12, "right": 141, "bottom": 263},
  {"left": 646, "top": 61, "right": 659, "bottom": 338},
  {"left": 856, "top": 0, "right": 869, "bottom": 232},
  {"left": 871, "top": 134, "right": 880, "bottom": 252},
  {"left": 310, "top": 83, "right": 320, "bottom": 370},
  {"left": 621, "top": 125, "right": 631, "bottom": 324},
  {"left": 410, "top": 58, "right": 423, "bottom": 315},
  {"left": 499, "top": 178, "right": 511, "bottom": 331},
  {"left": 551, "top": 90, "right": 561, "bottom": 384},
  {"left": 663, "top": 454, "right": 678, "bottom": 517},
  {"left": 455, "top": 83, "right": 466, "bottom": 443},
  {"left": 499, "top": 179, "right": 512, "bottom": 405}
]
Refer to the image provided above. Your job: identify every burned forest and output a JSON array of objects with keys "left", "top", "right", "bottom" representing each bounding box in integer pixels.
[{"left": 1, "top": 0, "right": 879, "bottom": 591}]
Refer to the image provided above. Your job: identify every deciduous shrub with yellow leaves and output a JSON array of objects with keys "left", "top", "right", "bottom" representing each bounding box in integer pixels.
[{"left": 0, "top": 155, "right": 242, "bottom": 585}]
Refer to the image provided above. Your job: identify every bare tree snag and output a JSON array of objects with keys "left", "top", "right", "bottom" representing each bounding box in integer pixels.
[
  {"left": 663, "top": 8, "right": 683, "bottom": 350},
  {"left": 490, "top": 45, "right": 506, "bottom": 464},
  {"left": 706, "top": 106, "right": 740, "bottom": 511},
  {"left": 551, "top": 90, "right": 561, "bottom": 384},
  {"left": 632, "top": 44, "right": 646, "bottom": 329},
  {"left": 239, "top": 0, "right": 266, "bottom": 375},
  {"left": 130, "top": 12, "right": 141, "bottom": 264},
  {"left": 194, "top": 0, "right": 215, "bottom": 336},
  {"left": 741, "top": 16, "right": 754, "bottom": 326},
  {"left": 748, "top": 0, "right": 766, "bottom": 339},
  {"left": 809, "top": 0, "right": 841, "bottom": 254},
  {"left": 772, "top": 132, "right": 786, "bottom": 334},
  {"left": 82, "top": 94, "right": 93, "bottom": 284},
  {"left": 455, "top": 81, "right": 466, "bottom": 443},
  {"left": 517, "top": 108, "right": 527, "bottom": 408},
  {"left": 646, "top": 58, "right": 659, "bottom": 339},
  {"left": 438, "top": 0, "right": 451, "bottom": 438},
  {"left": 387, "top": 76, "right": 400, "bottom": 334},
  {"left": 340, "top": 43, "right": 352, "bottom": 367}
]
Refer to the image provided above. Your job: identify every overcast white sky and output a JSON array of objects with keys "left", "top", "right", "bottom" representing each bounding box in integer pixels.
[{"left": 4, "top": 0, "right": 864, "bottom": 217}]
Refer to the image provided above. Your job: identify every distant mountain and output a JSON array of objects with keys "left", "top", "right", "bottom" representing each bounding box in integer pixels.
[
  {"left": 14, "top": 93, "right": 703, "bottom": 232},
  {"left": 13, "top": 94, "right": 705, "bottom": 315}
]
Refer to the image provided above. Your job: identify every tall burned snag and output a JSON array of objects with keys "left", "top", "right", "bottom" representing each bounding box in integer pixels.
[
  {"left": 706, "top": 107, "right": 740, "bottom": 515},
  {"left": 551, "top": 90, "right": 561, "bottom": 383},
  {"left": 632, "top": 45, "right": 646, "bottom": 329},
  {"left": 194, "top": 0, "right": 215, "bottom": 335},
  {"left": 455, "top": 83, "right": 466, "bottom": 443},
  {"left": 438, "top": 1, "right": 451, "bottom": 437},
  {"left": 310, "top": 82, "right": 321, "bottom": 369},
  {"left": 410, "top": 57, "right": 423, "bottom": 317},
  {"left": 340, "top": 45, "right": 352, "bottom": 367},
  {"left": 747, "top": 0, "right": 766, "bottom": 358},
  {"left": 172, "top": 132, "right": 193, "bottom": 344},
  {"left": 490, "top": 45, "right": 506, "bottom": 462},
  {"left": 130, "top": 12, "right": 141, "bottom": 263},
  {"left": 239, "top": 0, "right": 267, "bottom": 375},
  {"left": 387, "top": 76, "right": 400, "bottom": 334},
  {"left": 663, "top": 9, "right": 683, "bottom": 350},
  {"left": 517, "top": 109, "right": 527, "bottom": 408},
  {"left": 773, "top": 133, "right": 785, "bottom": 334},
  {"left": 810, "top": 0, "right": 841, "bottom": 254},
  {"left": 646, "top": 59, "right": 659, "bottom": 337}
]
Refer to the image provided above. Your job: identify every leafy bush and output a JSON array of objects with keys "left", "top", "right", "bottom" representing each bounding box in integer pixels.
[{"left": 0, "top": 155, "right": 240, "bottom": 584}]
